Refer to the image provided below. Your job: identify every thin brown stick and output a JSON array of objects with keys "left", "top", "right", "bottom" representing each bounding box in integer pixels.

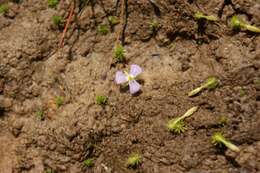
[
  {"left": 58, "top": 2, "right": 75, "bottom": 49},
  {"left": 116, "top": 0, "right": 127, "bottom": 45}
]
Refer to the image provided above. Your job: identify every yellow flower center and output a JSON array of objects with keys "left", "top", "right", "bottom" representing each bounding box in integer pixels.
[{"left": 124, "top": 71, "right": 134, "bottom": 81}]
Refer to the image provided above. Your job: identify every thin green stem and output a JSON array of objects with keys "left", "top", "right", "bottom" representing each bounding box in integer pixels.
[
  {"left": 212, "top": 133, "right": 240, "bottom": 152},
  {"left": 222, "top": 140, "right": 240, "bottom": 152},
  {"left": 205, "top": 16, "right": 218, "bottom": 22},
  {"left": 167, "top": 106, "right": 198, "bottom": 133},
  {"left": 194, "top": 12, "right": 218, "bottom": 22},
  {"left": 245, "top": 24, "right": 260, "bottom": 33},
  {"left": 188, "top": 86, "right": 205, "bottom": 97},
  {"left": 180, "top": 106, "right": 199, "bottom": 120}
]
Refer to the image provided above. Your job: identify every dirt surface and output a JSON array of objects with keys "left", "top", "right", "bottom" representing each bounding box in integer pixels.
[{"left": 0, "top": 0, "right": 260, "bottom": 173}]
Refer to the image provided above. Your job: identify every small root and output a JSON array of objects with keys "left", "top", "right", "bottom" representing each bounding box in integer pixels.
[{"left": 58, "top": 1, "right": 75, "bottom": 49}]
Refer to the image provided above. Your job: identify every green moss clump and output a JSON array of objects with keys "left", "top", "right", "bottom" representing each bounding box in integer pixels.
[
  {"left": 36, "top": 110, "right": 44, "bottom": 120},
  {"left": 114, "top": 44, "right": 126, "bottom": 62},
  {"left": 95, "top": 95, "right": 108, "bottom": 105},
  {"left": 239, "top": 88, "right": 246, "bottom": 97},
  {"left": 97, "top": 24, "right": 109, "bottom": 35},
  {"left": 127, "top": 153, "right": 142, "bottom": 168},
  {"left": 55, "top": 96, "right": 64, "bottom": 108},
  {"left": 149, "top": 19, "right": 160, "bottom": 31},
  {"left": 218, "top": 115, "right": 228, "bottom": 126},
  {"left": 48, "top": 0, "right": 59, "bottom": 8},
  {"left": 108, "top": 16, "right": 120, "bottom": 25},
  {"left": 0, "top": 4, "right": 9, "bottom": 14},
  {"left": 83, "top": 158, "right": 94, "bottom": 167},
  {"left": 52, "top": 15, "right": 63, "bottom": 26}
]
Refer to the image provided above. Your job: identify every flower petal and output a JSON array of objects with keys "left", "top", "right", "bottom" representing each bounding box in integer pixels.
[
  {"left": 115, "top": 71, "right": 127, "bottom": 84},
  {"left": 130, "top": 64, "right": 142, "bottom": 77},
  {"left": 129, "top": 80, "right": 141, "bottom": 94}
]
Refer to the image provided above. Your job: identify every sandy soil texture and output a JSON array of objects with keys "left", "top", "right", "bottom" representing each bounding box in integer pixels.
[{"left": 0, "top": 0, "right": 259, "bottom": 173}]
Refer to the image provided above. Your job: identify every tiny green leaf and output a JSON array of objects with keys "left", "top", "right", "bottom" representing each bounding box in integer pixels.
[
  {"left": 97, "top": 24, "right": 109, "bottom": 35},
  {"left": 55, "top": 96, "right": 64, "bottom": 108},
  {"left": 212, "top": 132, "right": 240, "bottom": 152},
  {"left": 108, "top": 16, "right": 120, "bottom": 25},
  {"left": 202, "top": 77, "right": 219, "bottom": 90},
  {"left": 127, "top": 153, "right": 142, "bottom": 168},
  {"left": 231, "top": 16, "right": 243, "bottom": 30},
  {"left": 45, "top": 169, "right": 56, "bottom": 173},
  {"left": 0, "top": 4, "right": 9, "bottom": 14},
  {"left": 36, "top": 110, "right": 44, "bottom": 120},
  {"left": 84, "top": 158, "right": 94, "bottom": 167},
  {"left": 149, "top": 19, "right": 160, "bottom": 31},
  {"left": 238, "top": 88, "right": 246, "bottom": 97},
  {"left": 95, "top": 95, "right": 108, "bottom": 105},
  {"left": 52, "top": 15, "right": 63, "bottom": 26},
  {"left": 254, "top": 79, "right": 260, "bottom": 84},
  {"left": 253, "top": 78, "right": 260, "bottom": 88},
  {"left": 218, "top": 115, "right": 229, "bottom": 126},
  {"left": 48, "top": 0, "right": 59, "bottom": 8}
]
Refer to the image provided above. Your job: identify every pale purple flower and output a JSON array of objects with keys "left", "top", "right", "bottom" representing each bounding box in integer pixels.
[{"left": 115, "top": 64, "right": 143, "bottom": 94}]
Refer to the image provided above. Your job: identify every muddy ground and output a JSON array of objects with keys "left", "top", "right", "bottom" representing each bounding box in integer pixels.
[{"left": 0, "top": 0, "right": 260, "bottom": 173}]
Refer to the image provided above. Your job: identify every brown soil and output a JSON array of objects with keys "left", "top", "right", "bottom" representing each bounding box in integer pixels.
[{"left": 0, "top": 0, "right": 259, "bottom": 173}]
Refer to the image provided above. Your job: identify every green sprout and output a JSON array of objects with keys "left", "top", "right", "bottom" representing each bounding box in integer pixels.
[
  {"left": 97, "top": 24, "right": 109, "bottom": 35},
  {"left": 108, "top": 16, "right": 120, "bottom": 25},
  {"left": 95, "top": 95, "right": 108, "bottom": 105},
  {"left": 113, "top": 44, "right": 126, "bottom": 62},
  {"left": 212, "top": 132, "right": 240, "bottom": 152},
  {"left": 231, "top": 15, "right": 260, "bottom": 33},
  {"left": 36, "top": 109, "right": 44, "bottom": 120},
  {"left": 55, "top": 96, "right": 64, "bottom": 108},
  {"left": 238, "top": 88, "right": 246, "bottom": 97},
  {"left": 254, "top": 79, "right": 260, "bottom": 85},
  {"left": 218, "top": 115, "right": 229, "bottom": 126},
  {"left": 188, "top": 77, "right": 219, "bottom": 97},
  {"left": 83, "top": 158, "right": 94, "bottom": 167},
  {"left": 48, "top": 0, "right": 59, "bottom": 8},
  {"left": 253, "top": 78, "right": 260, "bottom": 88},
  {"left": 149, "top": 19, "right": 160, "bottom": 31},
  {"left": 52, "top": 15, "right": 63, "bottom": 26},
  {"left": 127, "top": 153, "right": 142, "bottom": 168},
  {"left": 167, "top": 106, "right": 198, "bottom": 134},
  {"left": 0, "top": 4, "right": 9, "bottom": 14},
  {"left": 194, "top": 12, "right": 218, "bottom": 22},
  {"left": 45, "top": 169, "right": 56, "bottom": 173}
]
